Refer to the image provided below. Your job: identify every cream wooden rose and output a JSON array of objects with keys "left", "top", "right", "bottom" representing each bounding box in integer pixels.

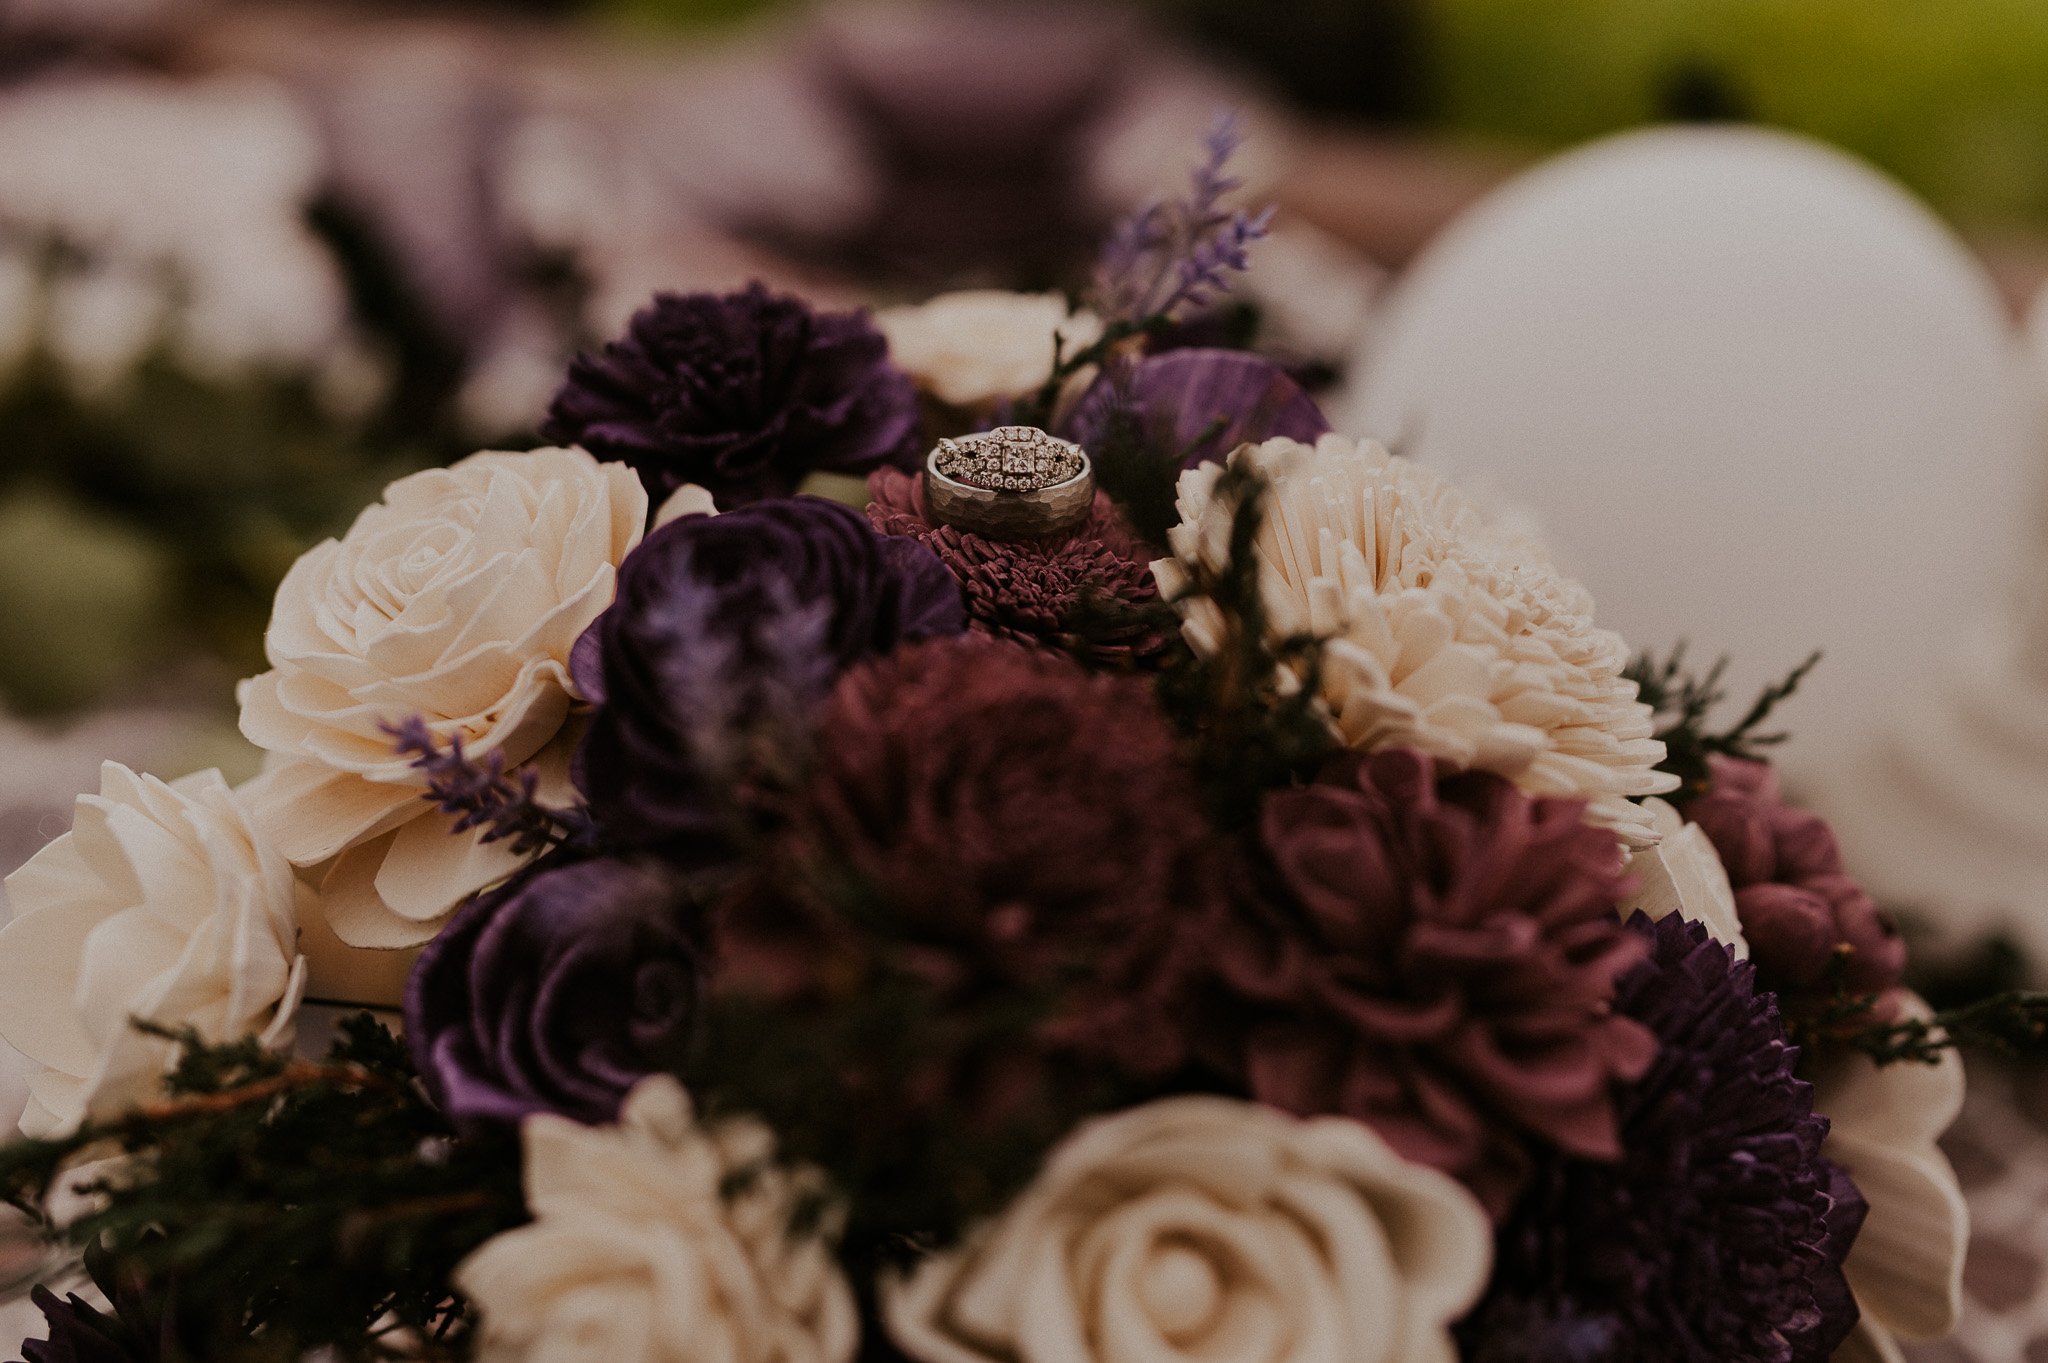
[
  {"left": 884, "top": 1095, "right": 1492, "bottom": 1363},
  {"left": 0, "top": 762, "right": 306, "bottom": 1137},
  {"left": 235, "top": 446, "right": 646, "bottom": 961},
  {"left": 457, "top": 1076, "right": 858, "bottom": 1363},
  {"left": 876, "top": 291, "right": 1102, "bottom": 409}
]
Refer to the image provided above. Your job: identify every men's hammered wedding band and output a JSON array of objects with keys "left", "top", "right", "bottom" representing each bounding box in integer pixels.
[{"left": 921, "top": 426, "right": 1095, "bottom": 539}]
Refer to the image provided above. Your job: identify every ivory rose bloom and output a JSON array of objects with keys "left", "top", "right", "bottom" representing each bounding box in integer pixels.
[
  {"left": 0, "top": 763, "right": 306, "bottom": 1137},
  {"left": 876, "top": 291, "right": 1102, "bottom": 408},
  {"left": 457, "top": 1076, "right": 858, "bottom": 1363},
  {"left": 236, "top": 447, "right": 646, "bottom": 955},
  {"left": 884, "top": 1096, "right": 1491, "bottom": 1363}
]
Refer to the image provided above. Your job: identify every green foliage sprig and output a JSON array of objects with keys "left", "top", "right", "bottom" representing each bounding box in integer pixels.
[
  {"left": 1626, "top": 643, "right": 1823, "bottom": 797},
  {"left": 1790, "top": 978, "right": 2048, "bottom": 1067},
  {"left": 1147, "top": 464, "right": 1338, "bottom": 829},
  {"left": 0, "top": 1016, "right": 524, "bottom": 1363}
]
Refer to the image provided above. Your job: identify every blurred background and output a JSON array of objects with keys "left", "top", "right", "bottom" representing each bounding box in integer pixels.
[{"left": 12, "top": 2, "right": 2048, "bottom": 1350}]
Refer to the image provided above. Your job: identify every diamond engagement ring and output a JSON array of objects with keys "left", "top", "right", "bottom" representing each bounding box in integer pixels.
[{"left": 922, "top": 426, "right": 1095, "bottom": 539}]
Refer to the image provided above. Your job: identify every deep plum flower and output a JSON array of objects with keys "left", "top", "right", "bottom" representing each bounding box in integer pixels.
[
  {"left": 1459, "top": 914, "right": 1866, "bottom": 1363},
  {"left": 571, "top": 496, "right": 965, "bottom": 847},
  {"left": 543, "top": 284, "right": 921, "bottom": 507},
  {"left": 406, "top": 854, "right": 701, "bottom": 1131},
  {"left": 1206, "top": 747, "right": 1655, "bottom": 1216},
  {"left": 1684, "top": 756, "right": 1905, "bottom": 1003},
  {"left": 864, "top": 467, "right": 1168, "bottom": 664},
  {"left": 717, "top": 638, "right": 1220, "bottom": 1094},
  {"left": 1065, "top": 348, "right": 1330, "bottom": 470},
  {"left": 18, "top": 1245, "right": 172, "bottom": 1363}
]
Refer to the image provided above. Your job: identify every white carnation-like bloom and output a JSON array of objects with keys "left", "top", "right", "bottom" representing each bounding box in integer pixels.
[
  {"left": 884, "top": 1095, "right": 1491, "bottom": 1363},
  {"left": 0, "top": 763, "right": 306, "bottom": 1137},
  {"left": 876, "top": 290, "right": 1102, "bottom": 408},
  {"left": 236, "top": 447, "right": 646, "bottom": 955},
  {"left": 458, "top": 1076, "right": 858, "bottom": 1363},
  {"left": 1154, "top": 435, "right": 1676, "bottom": 844},
  {"left": 1815, "top": 1003, "right": 1969, "bottom": 1362},
  {"left": 1621, "top": 797, "right": 1749, "bottom": 953}
]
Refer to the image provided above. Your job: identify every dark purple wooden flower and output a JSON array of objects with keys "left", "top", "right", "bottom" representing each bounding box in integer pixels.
[
  {"left": 1066, "top": 348, "right": 1330, "bottom": 470},
  {"left": 406, "top": 854, "right": 701, "bottom": 1131},
  {"left": 571, "top": 496, "right": 964, "bottom": 847},
  {"left": 1459, "top": 913, "right": 1866, "bottom": 1363},
  {"left": 543, "top": 283, "right": 921, "bottom": 507}
]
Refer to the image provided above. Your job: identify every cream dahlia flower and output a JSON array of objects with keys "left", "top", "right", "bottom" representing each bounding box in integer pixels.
[
  {"left": 0, "top": 763, "right": 306, "bottom": 1136},
  {"left": 1154, "top": 435, "right": 1675, "bottom": 844},
  {"left": 884, "top": 1096, "right": 1491, "bottom": 1363},
  {"left": 457, "top": 1076, "right": 858, "bottom": 1363},
  {"left": 236, "top": 447, "right": 646, "bottom": 957},
  {"left": 876, "top": 290, "right": 1102, "bottom": 409}
]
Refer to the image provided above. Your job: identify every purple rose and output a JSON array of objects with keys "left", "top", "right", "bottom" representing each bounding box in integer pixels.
[
  {"left": 406, "top": 855, "right": 701, "bottom": 1131},
  {"left": 1067, "top": 348, "right": 1330, "bottom": 470},
  {"left": 572, "top": 496, "right": 966, "bottom": 846},
  {"left": 542, "top": 283, "right": 922, "bottom": 507}
]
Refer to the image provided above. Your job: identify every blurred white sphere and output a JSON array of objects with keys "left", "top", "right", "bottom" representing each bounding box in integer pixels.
[{"left": 1339, "top": 126, "right": 2044, "bottom": 779}]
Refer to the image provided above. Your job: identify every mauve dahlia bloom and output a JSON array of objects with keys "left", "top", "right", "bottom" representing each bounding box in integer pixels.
[
  {"left": 406, "top": 855, "right": 701, "bottom": 1132},
  {"left": 543, "top": 284, "right": 921, "bottom": 507},
  {"left": 1460, "top": 914, "right": 1866, "bottom": 1363},
  {"left": 865, "top": 467, "right": 1168, "bottom": 664},
  {"left": 1684, "top": 756, "right": 1905, "bottom": 1003},
  {"left": 719, "top": 638, "right": 1218, "bottom": 1085},
  {"left": 571, "top": 497, "right": 965, "bottom": 846},
  {"left": 1212, "top": 747, "right": 1654, "bottom": 1216}
]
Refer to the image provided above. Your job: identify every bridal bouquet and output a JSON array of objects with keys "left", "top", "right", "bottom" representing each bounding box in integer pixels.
[{"left": 0, "top": 120, "right": 1979, "bottom": 1363}]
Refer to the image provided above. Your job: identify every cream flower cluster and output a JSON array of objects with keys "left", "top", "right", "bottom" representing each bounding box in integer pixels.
[
  {"left": 1155, "top": 434, "right": 1676, "bottom": 844},
  {"left": 884, "top": 1096, "right": 1491, "bottom": 1363},
  {"left": 0, "top": 763, "right": 305, "bottom": 1136},
  {"left": 236, "top": 447, "right": 645, "bottom": 961},
  {"left": 457, "top": 1076, "right": 858, "bottom": 1363}
]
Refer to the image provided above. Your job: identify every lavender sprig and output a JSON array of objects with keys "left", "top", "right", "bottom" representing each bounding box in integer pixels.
[
  {"left": 384, "top": 717, "right": 588, "bottom": 856},
  {"left": 1011, "top": 112, "right": 1272, "bottom": 430},
  {"left": 1090, "top": 111, "right": 1275, "bottom": 325}
]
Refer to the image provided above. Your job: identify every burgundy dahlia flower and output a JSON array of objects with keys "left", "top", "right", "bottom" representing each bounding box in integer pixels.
[
  {"left": 865, "top": 467, "right": 1169, "bottom": 664},
  {"left": 716, "top": 637, "right": 1220, "bottom": 1091},
  {"left": 1459, "top": 913, "right": 1866, "bottom": 1363},
  {"left": 1683, "top": 755, "right": 1905, "bottom": 1004},
  {"left": 543, "top": 284, "right": 921, "bottom": 507},
  {"left": 1207, "top": 748, "right": 1654, "bottom": 1216}
]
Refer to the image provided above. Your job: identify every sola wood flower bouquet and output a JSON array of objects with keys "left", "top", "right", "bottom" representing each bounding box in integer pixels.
[{"left": 0, "top": 121, "right": 1989, "bottom": 1363}]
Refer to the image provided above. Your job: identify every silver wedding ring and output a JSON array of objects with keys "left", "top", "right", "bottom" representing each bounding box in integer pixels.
[{"left": 922, "top": 426, "right": 1095, "bottom": 539}]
